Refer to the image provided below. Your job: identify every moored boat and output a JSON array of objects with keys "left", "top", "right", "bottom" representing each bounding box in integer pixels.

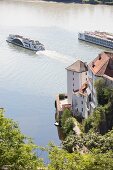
[
  {"left": 78, "top": 31, "right": 113, "bottom": 49},
  {"left": 6, "top": 34, "right": 45, "bottom": 51},
  {"left": 54, "top": 121, "right": 60, "bottom": 126}
]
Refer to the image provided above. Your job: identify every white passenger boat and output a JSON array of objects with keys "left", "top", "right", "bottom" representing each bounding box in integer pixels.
[
  {"left": 78, "top": 31, "right": 113, "bottom": 49},
  {"left": 6, "top": 34, "right": 45, "bottom": 51}
]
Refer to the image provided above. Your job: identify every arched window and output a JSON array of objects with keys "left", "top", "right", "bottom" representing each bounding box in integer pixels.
[{"left": 12, "top": 39, "right": 23, "bottom": 46}]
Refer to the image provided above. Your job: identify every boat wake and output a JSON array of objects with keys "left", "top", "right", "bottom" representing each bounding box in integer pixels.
[{"left": 36, "top": 50, "right": 72, "bottom": 63}]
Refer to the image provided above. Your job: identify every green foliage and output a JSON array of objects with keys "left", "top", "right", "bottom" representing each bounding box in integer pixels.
[
  {"left": 0, "top": 109, "right": 44, "bottom": 170},
  {"left": 83, "top": 115, "right": 93, "bottom": 133},
  {"left": 59, "top": 93, "right": 65, "bottom": 100},
  {"left": 94, "top": 78, "right": 106, "bottom": 105},
  {"left": 63, "top": 118, "right": 74, "bottom": 135},
  {"left": 62, "top": 129, "right": 113, "bottom": 156},
  {"left": 62, "top": 132, "right": 83, "bottom": 153},
  {"left": 61, "top": 109, "right": 72, "bottom": 127},
  {"left": 92, "top": 106, "right": 106, "bottom": 133},
  {"left": 48, "top": 144, "right": 79, "bottom": 170},
  {"left": 83, "top": 79, "right": 113, "bottom": 134},
  {"left": 94, "top": 79, "right": 113, "bottom": 105},
  {"left": 83, "top": 130, "right": 113, "bottom": 153},
  {"left": 61, "top": 109, "right": 75, "bottom": 137},
  {"left": 83, "top": 102, "right": 113, "bottom": 134},
  {"left": 48, "top": 143, "right": 113, "bottom": 170}
]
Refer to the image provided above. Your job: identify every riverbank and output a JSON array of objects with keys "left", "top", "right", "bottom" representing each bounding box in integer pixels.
[
  {"left": 44, "top": 0, "right": 113, "bottom": 5},
  {"left": 6, "top": 0, "right": 113, "bottom": 5}
]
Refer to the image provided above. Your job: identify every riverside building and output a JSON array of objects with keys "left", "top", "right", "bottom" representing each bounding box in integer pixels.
[{"left": 66, "top": 51, "right": 113, "bottom": 119}]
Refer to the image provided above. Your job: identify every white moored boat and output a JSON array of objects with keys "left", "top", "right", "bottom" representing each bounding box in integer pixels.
[
  {"left": 6, "top": 34, "right": 45, "bottom": 51},
  {"left": 78, "top": 31, "right": 113, "bottom": 49},
  {"left": 54, "top": 121, "right": 60, "bottom": 126}
]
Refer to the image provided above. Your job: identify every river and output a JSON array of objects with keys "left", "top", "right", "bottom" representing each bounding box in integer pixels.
[{"left": 0, "top": 0, "right": 113, "bottom": 162}]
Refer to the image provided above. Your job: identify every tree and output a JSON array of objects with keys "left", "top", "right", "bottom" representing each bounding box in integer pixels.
[
  {"left": 82, "top": 130, "right": 113, "bottom": 153},
  {"left": 0, "top": 109, "right": 44, "bottom": 170},
  {"left": 62, "top": 132, "right": 83, "bottom": 153},
  {"left": 83, "top": 115, "right": 93, "bottom": 133},
  {"left": 94, "top": 78, "right": 106, "bottom": 105},
  {"left": 48, "top": 143, "right": 113, "bottom": 170},
  {"left": 61, "top": 109, "right": 72, "bottom": 127},
  {"left": 63, "top": 118, "right": 74, "bottom": 135}
]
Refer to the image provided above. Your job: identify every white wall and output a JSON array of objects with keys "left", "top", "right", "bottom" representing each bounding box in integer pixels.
[
  {"left": 67, "top": 71, "right": 80, "bottom": 104},
  {"left": 72, "top": 93, "right": 88, "bottom": 118},
  {"left": 87, "top": 68, "right": 99, "bottom": 114},
  {"left": 105, "top": 77, "right": 113, "bottom": 87},
  {"left": 67, "top": 70, "right": 88, "bottom": 104},
  {"left": 81, "top": 71, "right": 88, "bottom": 85}
]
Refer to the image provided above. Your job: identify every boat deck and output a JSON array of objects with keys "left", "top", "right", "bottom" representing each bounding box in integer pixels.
[{"left": 85, "top": 31, "right": 113, "bottom": 42}]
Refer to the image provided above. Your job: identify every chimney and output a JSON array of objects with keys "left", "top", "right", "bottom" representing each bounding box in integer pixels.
[{"left": 99, "top": 54, "right": 101, "bottom": 60}]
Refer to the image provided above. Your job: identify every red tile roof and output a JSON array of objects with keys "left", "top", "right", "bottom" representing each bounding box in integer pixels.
[
  {"left": 88, "top": 51, "right": 113, "bottom": 78},
  {"left": 79, "top": 82, "right": 88, "bottom": 95}
]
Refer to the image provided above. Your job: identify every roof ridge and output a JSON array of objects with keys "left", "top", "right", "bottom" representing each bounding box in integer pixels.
[
  {"left": 66, "top": 60, "right": 87, "bottom": 73},
  {"left": 66, "top": 59, "right": 83, "bottom": 68}
]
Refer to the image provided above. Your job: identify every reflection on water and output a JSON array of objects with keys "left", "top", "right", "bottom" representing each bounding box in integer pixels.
[
  {"left": 0, "top": 0, "right": 113, "bottom": 32},
  {"left": 57, "top": 126, "right": 66, "bottom": 141},
  {"left": 7, "top": 43, "right": 37, "bottom": 57},
  {"left": 55, "top": 112, "right": 66, "bottom": 141}
]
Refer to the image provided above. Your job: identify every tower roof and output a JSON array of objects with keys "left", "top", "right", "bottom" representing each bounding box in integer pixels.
[{"left": 66, "top": 60, "right": 87, "bottom": 73}]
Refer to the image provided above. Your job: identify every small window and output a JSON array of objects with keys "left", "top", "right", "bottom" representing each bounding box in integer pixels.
[
  {"left": 82, "top": 108, "right": 83, "bottom": 112},
  {"left": 73, "top": 83, "right": 74, "bottom": 86},
  {"left": 77, "top": 108, "right": 78, "bottom": 111},
  {"left": 73, "top": 72, "right": 74, "bottom": 75},
  {"left": 86, "top": 72, "right": 87, "bottom": 75},
  {"left": 73, "top": 89, "right": 74, "bottom": 92},
  {"left": 81, "top": 101, "right": 83, "bottom": 104},
  {"left": 73, "top": 78, "right": 74, "bottom": 80},
  {"left": 86, "top": 78, "right": 87, "bottom": 81}
]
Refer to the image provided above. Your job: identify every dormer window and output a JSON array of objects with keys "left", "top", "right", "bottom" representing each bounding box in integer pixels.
[{"left": 92, "top": 62, "right": 95, "bottom": 68}]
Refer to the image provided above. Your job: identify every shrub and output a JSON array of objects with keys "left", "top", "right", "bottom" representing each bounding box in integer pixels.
[{"left": 59, "top": 93, "right": 65, "bottom": 100}]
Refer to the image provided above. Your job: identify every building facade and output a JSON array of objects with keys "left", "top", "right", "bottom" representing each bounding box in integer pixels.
[{"left": 66, "top": 60, "right": 88, "bottom": 105}]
